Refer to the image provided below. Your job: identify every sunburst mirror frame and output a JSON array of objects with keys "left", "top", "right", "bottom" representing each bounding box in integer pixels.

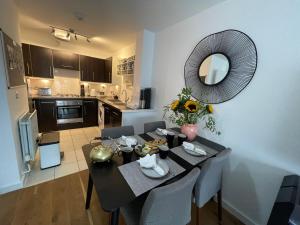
[{"left": 184, "top": 29, "right": 257, "bottom": 104}]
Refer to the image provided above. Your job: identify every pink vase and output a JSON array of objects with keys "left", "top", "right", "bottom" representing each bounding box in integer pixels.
[{"left": 181, "top": 124, "right": 198, "bottom": 141}]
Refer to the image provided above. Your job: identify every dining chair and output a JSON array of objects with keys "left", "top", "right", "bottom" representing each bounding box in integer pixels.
[
  {"left": 101, "top": 126, "right": 134, "bottom": 139},
  {"left": 194, "top": 148, "right": 232, "bottom": 225},
  {"left": 144, "top": 121, "right": 166, "bottom": 133},
  {"left": 121, "top": 167, "right": 200, "bottom": 225}
]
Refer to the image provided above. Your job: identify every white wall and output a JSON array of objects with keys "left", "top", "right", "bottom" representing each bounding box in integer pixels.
[
  {"left": 152, "top": 0, "right": 300, "bottom": 224},
  {"left": 0, "top": 0, "right": 29, "bottom": 193}
]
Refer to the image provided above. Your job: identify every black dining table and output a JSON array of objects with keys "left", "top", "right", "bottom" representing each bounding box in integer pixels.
[{"left": 82, "top": 127, "right": 226, "bottom": 225}]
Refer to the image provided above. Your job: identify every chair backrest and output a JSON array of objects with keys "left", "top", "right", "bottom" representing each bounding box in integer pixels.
[
  {"left": 144, "top": 121, "right": 166, "bottom": 133},
  {"left": 140, "top": 168, "right": 200, "bottom": 225},
  {"left": 194, "top": 148, "right": 232, "bottom": 208},
  {"left": 101, "top": 126, "right": 134, "bottom": 139}
]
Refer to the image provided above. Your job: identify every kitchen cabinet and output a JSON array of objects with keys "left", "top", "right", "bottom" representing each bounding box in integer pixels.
[
  {"left": 104, "top": 57, "right": 112, "bottom": 83},
  {"left": 53, "top": 50, "right": 79, "bottom": 70},
  {"left": 103, "top": 104, "right": 122, "bottom": 128},
  {"left": 35, "top": 99, "right": 57, "bottom": 132},
  {"left": 93, "top": 58, "right": 105, "bottom": 82},
  {"left": 30, "top": 45, "right": 53, "bottom": 78},
  {"left": 80, "top": 55, "right": 108, "bottom": 83},
  {"left": 83, "top": 100, "right": 98, "bottom": 127},
  {"left": 80, "top": 55, "right": 93, "bottom": 82},
  {"left": 22, "top": 44, "right": 32, "bottom": 76}
]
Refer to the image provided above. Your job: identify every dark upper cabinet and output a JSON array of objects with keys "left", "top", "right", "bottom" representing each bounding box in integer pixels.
[
  {"left": 53, "top": 50, "right": 79, "bottom": 70},
  {"left": 30, "top": 45, "right": 53, "bottom": 78},
  {"left": 104, "top": 57, "right": 112, "bottom": 83},
  {"left": 22, "top": 43, "right": 32, "bottom": 76},
  {"left": 80, "top": 56, "right": 108, "bottom": 83},
  {"left": 83, "top": 100, "right": 98, "bottom": 127},
  {"left": 80, "top": 55, "right": 93, "bottom": 82},
  {"left": 93, "top": 58, "right": 105, "bottom": 82},
  {"left": 35, "top": 99, "right": 57, "bottom": 132}
]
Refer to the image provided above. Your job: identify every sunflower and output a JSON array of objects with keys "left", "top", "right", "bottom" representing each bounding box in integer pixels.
[
  {"left": 184, "top": 100, "right": 199, "bottom": 113},
  {"left": 170, "top": 100, "right": 179, "bottom": 111},
  {"left": 206, "top": 104, "right": 214, "bottom": 113}
]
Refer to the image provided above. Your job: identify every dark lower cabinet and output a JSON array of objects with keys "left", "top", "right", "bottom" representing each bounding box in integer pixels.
[
  {"left": 110, "top": 109, "right": 122, "bottom": 127},
  {"left": 35, "top": 100, "right": 57, "bottom": 132},
  {"left": 83, "top": 100, "right": 98, "bottom": 127},
  {"left": 103, "top": 104, "right": 122, "bottom": 128}
]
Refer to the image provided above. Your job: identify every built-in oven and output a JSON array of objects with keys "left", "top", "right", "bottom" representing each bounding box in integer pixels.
[{"left": 56, "top": 100, "right": 83, "bottom": 124}]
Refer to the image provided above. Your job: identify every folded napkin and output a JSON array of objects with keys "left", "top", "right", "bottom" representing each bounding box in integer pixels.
[
  {"left": 182, "top": 142, "right": 207, "bottom": 155},
  {"left": 137, "top": 154, "right": 165, "bottom": 176},
  {"left": 157, "top": 128, "right": 169, "bottom": 135},
  {"left": 121, "top": 136, "right": 137, "bottom": 147}
]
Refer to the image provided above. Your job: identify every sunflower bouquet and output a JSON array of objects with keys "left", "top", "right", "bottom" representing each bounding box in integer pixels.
[{"left": 163, "top": 88, "right": 220, "bottom": 135}]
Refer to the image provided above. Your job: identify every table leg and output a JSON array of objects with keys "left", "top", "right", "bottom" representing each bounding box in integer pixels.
[
  {"left": 85, "top": 174, "right": 93, "bottom": 209},
  {"left": 110, "top": 208, "right": 120, "bottom": 225}
]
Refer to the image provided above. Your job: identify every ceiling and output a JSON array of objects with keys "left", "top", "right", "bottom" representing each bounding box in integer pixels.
[{"left": 16, "top": 0, "right": 226, "bottom": 55}]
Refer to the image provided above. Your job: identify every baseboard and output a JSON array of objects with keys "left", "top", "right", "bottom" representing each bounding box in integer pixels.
[
  {"left": 0, "top": 173, "right": 26, "bottom": 194},
  {"left": 222, "top": 198, "right": 259, "bottom": 225}
]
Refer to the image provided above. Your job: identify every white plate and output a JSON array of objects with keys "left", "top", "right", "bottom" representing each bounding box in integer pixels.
[
  {"left": 140, "top": 159, "right": 169, "bottom": 179},
  {"left": 183, "top": 146, "right": 206, "bottom": 157},
  {"left": 117, "top": 136, "right": 137, "bottom": 146}
]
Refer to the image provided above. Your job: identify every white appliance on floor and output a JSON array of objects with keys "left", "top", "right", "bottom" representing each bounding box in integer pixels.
[{"left": 19, "top": 110, "right": 39, "bottom": 163}]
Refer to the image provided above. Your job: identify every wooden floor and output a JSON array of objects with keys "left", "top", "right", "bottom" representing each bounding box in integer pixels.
[{"left": 0, "top": 170, "right": 244, "bottom": 225}]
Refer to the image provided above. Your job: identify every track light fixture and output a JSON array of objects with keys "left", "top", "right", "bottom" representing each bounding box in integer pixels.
[{"left": 50, "top": 26, "right": 91, "bottom": 43}]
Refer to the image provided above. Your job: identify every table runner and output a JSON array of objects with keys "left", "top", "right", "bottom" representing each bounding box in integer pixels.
[
  {"left": 147, "top": 128, "right": 180, "bottom": 140},
  {"left": 118, "top": 157, "right": 185, "bottom": 197},
  {"left": 170, "top": 141, "right": 219, "bottom": 166},
  {"left": 101, "top": 135, "right": 146, "bottom": 151}
]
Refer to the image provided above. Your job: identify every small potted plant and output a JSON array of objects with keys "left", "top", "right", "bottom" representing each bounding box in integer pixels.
[{"left": 164, "top": 88, "right": 220, "bottom": 141}]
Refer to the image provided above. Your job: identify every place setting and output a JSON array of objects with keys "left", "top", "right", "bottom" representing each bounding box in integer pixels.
[
  {"left": 171, "top": 140, "right": 219, "bottom": 166},
  {"left": 117, "top": 144, "right": 185, "bottom": 197}
]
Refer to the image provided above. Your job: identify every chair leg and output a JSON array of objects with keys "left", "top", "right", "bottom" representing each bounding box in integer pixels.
[
  {"left": 196, "top": 206, "right": 200, "bottom": 225},
  {"left": 217, "top": 190, "right": 222, "bottom": 224}
]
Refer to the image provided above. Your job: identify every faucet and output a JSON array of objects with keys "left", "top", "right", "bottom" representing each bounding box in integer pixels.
[{"left": 122, "top": 89, "right": 129, "bottom": 106}]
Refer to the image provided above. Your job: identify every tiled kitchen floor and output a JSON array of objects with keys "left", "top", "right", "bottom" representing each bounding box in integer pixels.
[{"left": 24, "top": 126, "right": 100, "bottom": 187}]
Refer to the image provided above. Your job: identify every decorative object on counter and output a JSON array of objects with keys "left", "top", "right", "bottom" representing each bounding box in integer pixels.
[
  {"left": 164, "top": 88, "right": 220, "bottom": 141},
  {"left": 80, "top": 84, "right": 85, "bottom": 96},
  {"left": 140, "top": 88, "right": 151, "bottom": 109},
  {"left": 184, "top": 29, "right": 257, "bottom": 104},
  {"left": 117, "top": 55, "right": 135, "bottom": 75}
]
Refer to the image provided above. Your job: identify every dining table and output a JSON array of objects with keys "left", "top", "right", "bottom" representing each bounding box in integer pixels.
[{"left": 82, "top": 127, "right": 226, "bottom": 225}]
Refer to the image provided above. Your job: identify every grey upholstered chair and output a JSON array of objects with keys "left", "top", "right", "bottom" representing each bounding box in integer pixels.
[
  {"left": 194, "top": 148, "right": 232, "bottom": 224},
  {"left": 121, "top": 167, "right": 200, "bottom": 225},
  {"left": 144, "top": 121, "right": 166, "bottom": 133},
  {"left": 101, "top": 126, "right": 134, "bottom": 139}
]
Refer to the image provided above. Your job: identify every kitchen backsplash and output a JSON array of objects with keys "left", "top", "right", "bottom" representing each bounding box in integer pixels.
[{"left": 27, "top": 68, "right": 134, "bottom": 103}]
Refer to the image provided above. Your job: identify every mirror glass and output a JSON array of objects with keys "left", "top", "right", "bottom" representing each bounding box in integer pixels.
[{"left": 199, "top": 53, "right": 230, "bottom": 85}]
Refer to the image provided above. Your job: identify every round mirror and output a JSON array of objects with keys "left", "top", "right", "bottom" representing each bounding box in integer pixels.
[{"left": 199, "top": 53, "right": 230, "bottom": 85}]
